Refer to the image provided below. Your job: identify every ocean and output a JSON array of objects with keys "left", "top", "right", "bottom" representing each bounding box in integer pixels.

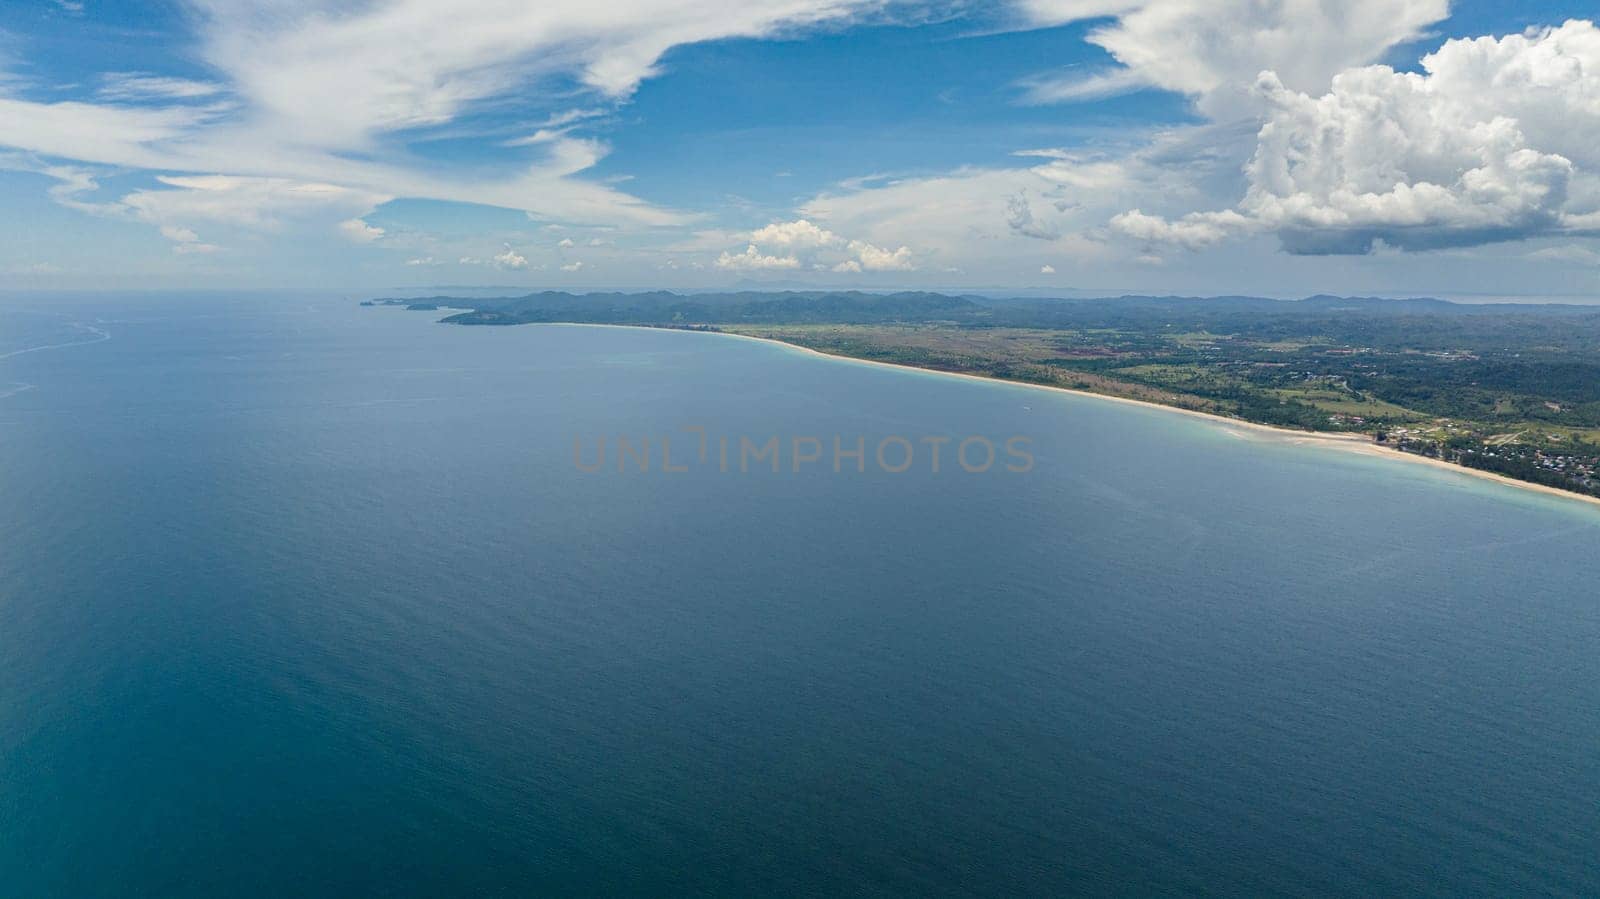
[{"left": 2, "top": 292, "right": 1597, "bottom": 895}]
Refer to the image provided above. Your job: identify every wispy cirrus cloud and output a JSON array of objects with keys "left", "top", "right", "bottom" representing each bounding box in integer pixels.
[
  {"left": 97, "top": 72, "right": 225, "bottom": 102},
  {"left": 0, "top": 0, "right": 897, "bottom": 249},
  {"left": 3, "top": 0, "right": 1596, "bottom": 291},
  {"left": 1014, "top": 66, "right": 1149, "bottom": 104}
]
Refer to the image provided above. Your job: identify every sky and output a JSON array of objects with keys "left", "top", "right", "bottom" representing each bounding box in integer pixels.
[{"left": 1, "top": 0, "right": 1599, "bottom": 298}]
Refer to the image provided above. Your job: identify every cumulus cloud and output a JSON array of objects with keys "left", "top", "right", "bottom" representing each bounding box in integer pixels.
[
  {"left": 457, "top": 245, "right": 532, "bottom": 269},
  {"left": 561, "top": 260, "right": 586, "bottom": 272},
  {"left": 716, "top": 244, "right": 801, "bottom": 271},
  {"left": 1110, "top": 208, "right": 1249, "bottom": 250},
  {"left": 749, "top": 218, "right": 841, "bottom": 248},
  {"left": 725, "top": 219, "right": 917, "bottom": 273},
  {"left": 847, "top": 239, "right": 915, "bottom": 271},
  {"left": 8, "top": 0, "right": 1589, "bottom": 282},
  {"left": 786, "top": 4, "right": 1461, "bottom": 272},
  {"left": 158, "top": 225, "right": 222, "bottom": 254},
  {"left": 493, "top": 245, "right": 528, "bottom": 269},
  {"left": 1124, "top": 21, "right": 1600, "bottom": 255},
  {"left": 1039, "top": 264, "right": 1056, "bottom": 274},
  {"left": 1015, "top": 0, "right": 1448, "bottom": 116},
  {"left": 338, "top": 218, "right": 385, "bottom": 242}
]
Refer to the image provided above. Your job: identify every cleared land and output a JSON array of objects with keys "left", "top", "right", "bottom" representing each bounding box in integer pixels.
[{"left": 365, "top": 291, "right": 1600, "bottom": 499}]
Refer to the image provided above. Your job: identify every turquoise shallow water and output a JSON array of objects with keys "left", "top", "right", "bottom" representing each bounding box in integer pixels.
[{"left": 2, "top": 293, "right": 1598, "bottom": 896}]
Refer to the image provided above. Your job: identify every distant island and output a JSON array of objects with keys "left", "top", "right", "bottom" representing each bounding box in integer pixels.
[{"left": 364, "top": 290, "right": 1600, "bottom": 501}]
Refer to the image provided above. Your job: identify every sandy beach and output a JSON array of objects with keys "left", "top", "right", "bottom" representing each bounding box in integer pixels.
[{"left": 540, "top": 322, "right": 1600, "bottom": 514}]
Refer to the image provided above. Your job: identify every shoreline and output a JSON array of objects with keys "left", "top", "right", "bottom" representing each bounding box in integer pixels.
[{"left": 534, "top": 321, "right": 1600, "bottom": 513}]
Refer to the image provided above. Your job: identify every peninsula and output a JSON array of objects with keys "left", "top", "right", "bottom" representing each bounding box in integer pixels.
[{"left": 365, "top": 291, "right": 1600, "bottom": 502}]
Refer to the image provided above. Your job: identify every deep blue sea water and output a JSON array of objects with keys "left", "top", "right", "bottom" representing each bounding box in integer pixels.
[{"left": 2, "top": 292, "right": 1598, "bottom": 896}]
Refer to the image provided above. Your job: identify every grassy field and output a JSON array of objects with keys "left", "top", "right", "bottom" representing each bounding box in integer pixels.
[
  {"left": 726, "top": 324, "right": 1436, "bottom": 429},
  {"left": 722, "top": 324, "right": 1225, "bottom": 413},
  {"left": 397, "top": 288, "right": 1600, "bottom": 498}
]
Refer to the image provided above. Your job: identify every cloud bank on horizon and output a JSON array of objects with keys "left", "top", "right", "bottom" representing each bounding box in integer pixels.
[{"left": 1, "top": 0, "right": 1598, "bottom": 296}]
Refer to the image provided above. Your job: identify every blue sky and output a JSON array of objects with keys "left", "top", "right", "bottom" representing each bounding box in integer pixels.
[{"left": 1, "top": 0, "right": 1598, "bottom": 298}]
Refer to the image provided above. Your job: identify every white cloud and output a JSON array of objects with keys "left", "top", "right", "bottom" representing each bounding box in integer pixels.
[
  {"left": 98, "top": 73, "right": 225, "bottom": 101},
  {"left": 0, "top": 97, "right": 220, "bottom": 169},
  {"left": 504, "top": 129, "right": 569, "bottom": 147},
  {"left": 725, "top": 218, "right": 918, "bottom": 272},
  {"left": 794, "top": 143, "right": 1199, "bottom": 273},
  {"left": 1110, "top": 208, "right": 1249, "bottom": 250},
  {"left": 561, "top": 260, "right": 586, "bottom": 272},
  {"left": 780, "top": 5, "right": 1464, "bottom": 271},
  {"left": 716, "top": 244, "right": 801, "bottom": 270},
  {"left": 537, "top": 108, "right": 606, "bottom": 129},
  {"left": 189, "top": 0, "right": 884, "bottom": 151},
  {"left": 749, "top": 218, "right": 841, "bottom": 248},
  {"left": 405, "top": 256, "right": 441, "bottom": 266},
  {"left": 1127, "top": 21, "right": 1600, "bottom": 254},
  {"left": 493, "top": 245, "right": 528, "bottom": 269},
  {"left": 1014, "top": 0, "right": 1449, "bottom": 116},
  {"left": 158, "top": 225, "right": 221, "bottom": 254},
  {"left": 1040, "top": 264, "right": 1056, "bottom": 274},
  {"left": 0, "top": 0, "right": 902, "bottom": 244},
  {"left": 338, "top": 218, "right": 385, "bottom": 242},
  {"left": 1014, "top": 0, "right": 1142, "bottom": 15},
  {"left": 7, "top": 0, "right": 1589, "bottom": 285},
  {"left": 557, "top": 238, "right": 576, "bottom": 248},
  {"left": 6, "top": 161, "right": 109, "bottom": 215},
  {"left": 118, "top": 176, "right": 391, "bottom": 247},
  {"left": 1528, "top": 244, "right": 1600, "bottom": 265},
  {"left": 847, "top": 238, "right": 915, "bottom": 271},
  {"left": 1015, "top": 67, "right": 1151, "bottom": 105},
  {"left": 20, "top": 169, "right": 385, "bottom": 253},
  {"left": 458, "top": 245, "right": 531, "bottom": 269},
  {"left": 502, "top": 110, "right": 610, "bottom": 146}
]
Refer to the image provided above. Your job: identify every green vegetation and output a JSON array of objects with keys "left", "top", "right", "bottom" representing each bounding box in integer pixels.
[{"left": 365, "top": 290, "right": 1600, "bottom": 499}]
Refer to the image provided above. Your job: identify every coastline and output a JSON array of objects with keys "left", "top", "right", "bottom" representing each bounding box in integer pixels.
[{"left": 537, "top": 321, "right": 1600, "bottom": 513}]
